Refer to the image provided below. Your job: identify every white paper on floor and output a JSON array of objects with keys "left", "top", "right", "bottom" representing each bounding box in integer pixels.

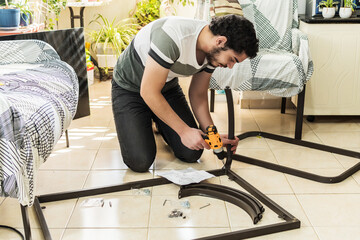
[{"left": 156, "top": 167, "right": 215, "bottom": 185}]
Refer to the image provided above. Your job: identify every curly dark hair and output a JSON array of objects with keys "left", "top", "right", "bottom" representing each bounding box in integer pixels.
[{"left": 209, "top": 14, "right": 259, "bottom": 58}]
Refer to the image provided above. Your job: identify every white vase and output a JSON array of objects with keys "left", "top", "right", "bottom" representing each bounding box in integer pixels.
[
  {"left": 322, "top": 7, "right": 336, "bottom": 19},
  {"left": 339, "top": 7, "right": 353, "bottom": 18}
]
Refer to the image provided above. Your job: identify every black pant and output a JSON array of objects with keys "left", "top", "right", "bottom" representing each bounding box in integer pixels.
[{"left": 111, "top": 79, "right": 203, "bottom": 172}]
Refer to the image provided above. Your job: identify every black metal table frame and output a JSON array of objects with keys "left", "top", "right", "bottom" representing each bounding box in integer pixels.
[
  {"left": 210, "top": 85, "right": 306, "bottom": 140},
  {"left": 20, "top": 88, "right": 360, "bottom": 240}
]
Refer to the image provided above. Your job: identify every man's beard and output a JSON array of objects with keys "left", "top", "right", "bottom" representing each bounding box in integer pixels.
[{"left": 205, "top": 47, "right": 227, "bottom": 67}]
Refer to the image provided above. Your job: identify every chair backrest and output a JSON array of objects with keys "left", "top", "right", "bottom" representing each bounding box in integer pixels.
[{"left": 238, "top": 0, "right": 298, "bottom": 52}]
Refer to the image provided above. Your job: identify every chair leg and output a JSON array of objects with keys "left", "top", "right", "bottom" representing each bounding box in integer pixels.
[
  {"left": 20, "top": 205, "right": 32, "bottom": 240},
  {"left": 295, "top": 86, "right": 306, "bottom": 140},
  {"left": 281, "top": 97, "right": 286, "bottom": 114},
  {"left": 65, "top": 130, "right": 69, "bottom": 148},
  {"left": 210, "top": 89, "right": 215, "bottom": 112}
]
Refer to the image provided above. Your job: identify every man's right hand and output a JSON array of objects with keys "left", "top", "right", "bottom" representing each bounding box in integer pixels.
[{"left": 179, "top": 128, "right": 210, "bottom": 151}]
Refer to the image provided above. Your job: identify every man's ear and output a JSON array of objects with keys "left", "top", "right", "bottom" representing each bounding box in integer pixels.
[{"left": 215, "top": 36, "right": 227, "bottom": 48}]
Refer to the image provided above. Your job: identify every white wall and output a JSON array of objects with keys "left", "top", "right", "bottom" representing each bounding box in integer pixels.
[{"left": 57, "top": 0, "right": 137, "bottom": 31}]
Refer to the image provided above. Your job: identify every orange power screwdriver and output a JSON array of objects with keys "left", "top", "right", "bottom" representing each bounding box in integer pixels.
[{"left": 202, "top": 125, "right": 226, "bottom": 160}]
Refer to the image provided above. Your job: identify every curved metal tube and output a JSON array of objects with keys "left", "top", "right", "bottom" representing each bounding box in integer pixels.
[
  {"left": 183, "top": 183, "right": 264, "bottom": 214},
  {"left": 179, "top": 187, "right": 261, "bottom": 224}
]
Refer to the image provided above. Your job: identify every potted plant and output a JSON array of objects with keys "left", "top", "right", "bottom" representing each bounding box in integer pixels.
[
  {"left": 339, "top": 0, "right": 357, "bottom": 18},
  {"left": 318, "top": 0, "right": 339, "bottom": 18},
  {"left": 42, "top": 0, "right": 67, "bottom": 30},
  {"left": 88, "top": 14, "right": 139, "bottom": 69},
  {"left": 0, "top": 0, "right": 20, "bottom": 29},
  {"left": 11, "top": 0, "right": 33, "bottom": 26}
]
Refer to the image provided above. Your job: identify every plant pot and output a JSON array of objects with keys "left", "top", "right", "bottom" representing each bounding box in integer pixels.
[
  {"left": 96, "top": 54, "right": 118, "bottom": 68},
  {"left": 96, "top": 43, "right": 118, "bottom": 55},
  {"left": 339, "top": 7, "right": 353, "bottom": 18},
  {"left": 20, "top": 12, "right": 31, "bottom": 27},
  {"left": 0, "top": 8, "right": 20, "bottom": 28},
  {"left": 322, "top": 7, "right": 336, "bottom": 18}
]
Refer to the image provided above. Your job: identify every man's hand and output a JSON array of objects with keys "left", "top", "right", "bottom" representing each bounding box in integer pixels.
[
  {"left": 220, "top": 134, "right": 239, "bottom": 154},
  {"left": 180, "top": 128, "right": 211, "bottom": 151}
]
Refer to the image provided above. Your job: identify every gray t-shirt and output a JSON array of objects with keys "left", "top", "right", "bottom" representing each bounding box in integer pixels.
[{"left": 113, "top": 16, "right": 215, "bottom": 92}]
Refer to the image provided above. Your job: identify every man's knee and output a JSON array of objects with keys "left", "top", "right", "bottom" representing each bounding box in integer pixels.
[
  {"left": 123, "top": 151, "right": 155, "bottom": 173},
  {"left": 175, "top": 149, "right": 203, "bottom": 163}
]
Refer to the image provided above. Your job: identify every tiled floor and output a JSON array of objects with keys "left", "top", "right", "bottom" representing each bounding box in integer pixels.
[{"left": 1, "top": 78, "right": 360, "bottom": 240}]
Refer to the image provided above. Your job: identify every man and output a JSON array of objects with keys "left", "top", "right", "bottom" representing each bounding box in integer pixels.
[{"left": 112, "top": 14, "right": 258, "bottom": 172}]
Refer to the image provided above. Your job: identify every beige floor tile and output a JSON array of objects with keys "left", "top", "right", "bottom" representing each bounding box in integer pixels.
[
  {"left": 314, "top": 226, "right": 360, "bottom": 240},
  {"left": 108, "top": 118, "right": 116, "bottom": 128},
  {"left": 148, "top": 227, "right": 230, "bottom": 240},
  {"left": 32, "top": 229, "right": 64, "bottom": 240},
  {"left": 297, "top": 194, "right": 360, "bottom": 227},
  {"left": 227, "top": 194, "right": 311, "bottom": 228},
  {"left": 231, "top": 226, "right": 319, "bottom": 240},
  {"left": 99, "top": 130, "right": 120, "bottom": 149},
  {"left": 352, "top": 171, "right": 360, "bottom": 185},
  {"left": 0, "top": 228, "right": 64, "bottom": 240},
  {"left": 236, "top": 135, "right": 270, "bottom": 149},
  {"left": 55, "top": 129, "right": 106, "bottom": 150},
  {"left": 226, "top": 169, "right": 293, "bottom": 194},
  {"left": 0, "top": 197, "right": 40, "bottom": 228},
  {"left": 39, "top": 199, "right": 77, "bottom": 228},
  {"left": 315, "top": 132, "right": 360, "bottom": 149},
  {"left": 40, "top": 149, "right": 97, "bottom": 170},
  {"left": 67, "top": 195, "right": 151, "bottom": 228},
  {"left": 0, "top": 197, "right": 75, "bottom": 229},
  {"left": 265, "top": 130, "right": 323, "bottom": 149},
  {"left": 62, "top": 228, "right": 148, "bottom": 240},
  {"left": 35, "top": 170, "right": 88, "bottom": 195},
  {"left": 272, "top": 148, "right": 343, "bottom": 169},
  {"left": 83, "top": 170, "right": 154, "bottom": 196},
  {"left": 149, "top": 195, "right": 229, "bottom": 228},
  {"left": 332, "top": 148, "right": 360, "bottom": 169},
  {"left": 286, "top": 169, "right": 360, "bottom": 194},
  {"left": 91, "top": 149, "right": 127, "bottom": 170},
  {"left": 68, "top": 116, "right": 111, "bottom": 128},
  {"left": 230, "top": 148, "right": 279, "bottom": 169}
]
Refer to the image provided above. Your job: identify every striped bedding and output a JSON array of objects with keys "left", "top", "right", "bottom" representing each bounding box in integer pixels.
[{"left": 0, "top": 40, "right": 78, "bottom": 206}]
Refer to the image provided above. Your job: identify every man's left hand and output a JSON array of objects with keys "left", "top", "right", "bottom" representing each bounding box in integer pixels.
[{"left": 220, "top": 134, "right": 239, "bottom": 154}]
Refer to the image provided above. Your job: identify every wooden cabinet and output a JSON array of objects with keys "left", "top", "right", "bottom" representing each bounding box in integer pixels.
[{"left": 292, "top": 21, "right": 360, "bottom": 116}]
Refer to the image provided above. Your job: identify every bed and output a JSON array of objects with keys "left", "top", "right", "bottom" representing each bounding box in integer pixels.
[{"left": 0, "top": 28, "right": 89, "bottom": 207}]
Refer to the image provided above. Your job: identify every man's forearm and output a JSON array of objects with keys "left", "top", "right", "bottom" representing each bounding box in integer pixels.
[
  {"left": 189, "top": 71, "right": 214, "bottom": 132},
  {"left": 189, "top": 92, "right": 213, "bottom": 132}
]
